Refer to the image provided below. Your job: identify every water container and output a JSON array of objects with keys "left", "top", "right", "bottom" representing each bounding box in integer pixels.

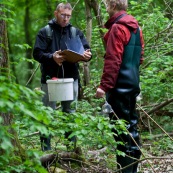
[{"left": 46, "top": 78, "right": 74, "bottom": 101}]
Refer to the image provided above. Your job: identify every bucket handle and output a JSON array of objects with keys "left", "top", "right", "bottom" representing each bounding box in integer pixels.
[{"left": 61, "top": 64, "right": 65, "bottom": 82}]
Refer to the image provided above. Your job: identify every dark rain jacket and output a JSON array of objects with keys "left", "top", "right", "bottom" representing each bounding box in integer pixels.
[
  {"left": 33, "top": 19, "right": 90, "bottom": 84},
  {"left": 99, "top": 11, "right": 144, "bottom": 93}
]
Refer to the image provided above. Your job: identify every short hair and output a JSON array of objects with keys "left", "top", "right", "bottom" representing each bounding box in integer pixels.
[
  {"left": 56, "top": 3, "right": 72, "bottom": 11},
  {"left": 108, "top": 0, "right": 128, "bottom": 11}
]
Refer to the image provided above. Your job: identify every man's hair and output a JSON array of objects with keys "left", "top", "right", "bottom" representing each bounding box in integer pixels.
[
  {"left": 109, "top": 0, "right": 128, "bottom": 11},
  {"left": 56, "top": 3, "right": 72, "bottom": 11}
]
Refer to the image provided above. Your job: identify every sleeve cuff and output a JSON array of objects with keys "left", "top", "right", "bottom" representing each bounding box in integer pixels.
[
  {"left": 99, "top": 85, "right": 107, "bottom": 93},
  {"left": 49, "top": 53, "right": 53, "bottom": 59}
]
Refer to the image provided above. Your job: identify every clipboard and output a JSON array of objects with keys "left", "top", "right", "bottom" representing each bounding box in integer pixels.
[
  {"left": 61, "top": 35, "right": 87, "bottom": 63},
  {"left": 61, "top": 50, "right": 88, "bottom": 63}
]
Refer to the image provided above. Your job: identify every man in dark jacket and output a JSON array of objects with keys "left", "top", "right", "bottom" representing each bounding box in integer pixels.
[
  {"left": 33, "top": 2, "right": 92, "bottom": 151},
  {"left": 96, "top": 0, "right": 144, "bottom": 172}
]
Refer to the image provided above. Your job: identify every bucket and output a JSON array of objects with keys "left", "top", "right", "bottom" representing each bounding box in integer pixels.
[{"left": 46, "top": 78, "right": 74, "bottom": 101}]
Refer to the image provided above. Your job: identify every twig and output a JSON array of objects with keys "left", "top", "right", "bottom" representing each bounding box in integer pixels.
[
  {"left": 147, "top": 98, "right": 173, "bottom": 115},
  {"left": 146, "top": 21, "right": 173, "bottom": 44},
  {"left": 25, "top": 131, "right": 40, "bottom": 137},
  {"left": 114, "top": 156, "right": 173, "bottom": 173},
  {"left": 26, "top": 63, "right": 40, "bottom": 86},
  {"left": 144, "top": 132, "right": 173, "bottom": 139},
  {"left": 137, "top": 103, "right": 173, "bottom": 141}
]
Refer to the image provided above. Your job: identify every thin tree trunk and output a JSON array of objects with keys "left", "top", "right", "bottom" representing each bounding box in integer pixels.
[
  {"left": 83, "top": 0, "right": 92, "bottom": 86},
  {"left": 90, "top": 0, "right": 106, "bottom": 50},
  {"left": 24, "top": 0, "right": 34, "bottom": 87}
]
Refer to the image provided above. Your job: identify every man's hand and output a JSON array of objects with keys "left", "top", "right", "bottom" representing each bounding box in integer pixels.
[
  {"left": 83, "top": 49, "right": 92, "bottom": 60},
  {"left": 96, "top": 88, "right": 105, "bottom": 98},
  {"left": 53, "top": 50, "right": 64, "bottom": 66}
]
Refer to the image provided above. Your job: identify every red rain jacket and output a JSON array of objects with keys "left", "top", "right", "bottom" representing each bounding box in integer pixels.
[{"left": 99, "top": 11, "right": 144, "bottom": 92}]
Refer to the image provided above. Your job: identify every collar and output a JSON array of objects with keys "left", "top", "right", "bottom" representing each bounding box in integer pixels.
[{"left": 105, "top": 10, "right": 127, "bottom": 29}]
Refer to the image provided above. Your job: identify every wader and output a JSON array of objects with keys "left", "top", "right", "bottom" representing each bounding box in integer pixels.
[{"left": 107, "top": 27, "right": 142, "bottom": 173}]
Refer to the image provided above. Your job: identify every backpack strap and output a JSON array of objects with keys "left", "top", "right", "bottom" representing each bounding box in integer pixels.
[
  {"left": 70, "top": 26, "right": 77, "bottom": 38},
  {"left": 114, "top": 13, "right": 127, "bottom": 23},
  {"left": 45, "top": 24, "right": 53, "bottom": 40},
  {"left": 45, "top": 24, "right": 77, "bottom": 41}
]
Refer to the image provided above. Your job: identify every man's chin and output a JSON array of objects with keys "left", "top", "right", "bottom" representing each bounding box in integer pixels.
[{"left": 61, "top": 23, "right": 68, "bottom": 27}]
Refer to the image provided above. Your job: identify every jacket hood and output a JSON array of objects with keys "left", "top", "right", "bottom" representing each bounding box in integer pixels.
[{"left": 105, "top": 11, "right": 139, "bottom": 32}]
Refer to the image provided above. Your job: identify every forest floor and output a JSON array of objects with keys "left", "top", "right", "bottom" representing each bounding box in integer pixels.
[
  {"left": 42, "top": 137, "right": 173, "bottom": 173},
  {"left": 138, "top": 134, "right": 173, "bottom": 173},
  {"left": 139, "top": 153, "right": 173, "bottom": 173},
  {"left": 26, "top": 125, "right": 173, "bottom": 172},
  {"left": 46, "top": 151, "right": 173, "bottom": 173},
  {"left": 54, "top": 150, "right": 173, "bottom": 173}
]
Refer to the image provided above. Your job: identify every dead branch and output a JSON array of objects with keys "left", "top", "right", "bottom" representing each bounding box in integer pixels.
[
  {"left": 40, "top": 153, "right": 57, "bottom": 168},
  {"left": 87, "top": 147, "right": 107, "bottom": 156},
  {"left": 146, "top": 132, "right": 173, "bottom": 139},
  {"left": 147, "top": 98, "right": 173, "bottom": 115},
  {"left": 154, "top": 110, "right": 173, "bottom": 117},
  {"left": 87, "top": 147, "right": 107, "bottom": 161},
  {"left": 40, "top": 150, "right": 83, "bottom": 168}
]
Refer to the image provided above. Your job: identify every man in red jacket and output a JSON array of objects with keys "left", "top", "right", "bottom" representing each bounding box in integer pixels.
[{"left": 96, "top": 0, "right": 144, "bottom": 172}]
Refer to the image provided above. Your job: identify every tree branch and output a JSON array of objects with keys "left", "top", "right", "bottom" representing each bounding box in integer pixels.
[{"left": 147, "top": 98, "right": 173, "bottom": 115}]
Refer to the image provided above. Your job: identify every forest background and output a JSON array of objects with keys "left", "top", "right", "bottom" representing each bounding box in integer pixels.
[{"left": 0, "top": 0, "right": 173, "bottom": 172}]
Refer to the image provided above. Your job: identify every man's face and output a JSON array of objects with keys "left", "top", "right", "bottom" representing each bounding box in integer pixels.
[
  {"left": 106, "top": 1, "right": 116, "bottom": 17},
  {"left": 54, "top": 8, "right": 72, "bottom": 27}
]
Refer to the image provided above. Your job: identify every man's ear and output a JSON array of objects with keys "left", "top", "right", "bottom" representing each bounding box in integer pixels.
[
  {"left": 54, "top": 10, "right": 58, "bottom": 16},
  {"left": 112, "top": 2, "right": 116, "bottom": 10}
]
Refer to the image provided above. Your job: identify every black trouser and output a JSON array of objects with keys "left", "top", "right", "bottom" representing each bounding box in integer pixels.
[
  {"left": 40, "top": 82, "right": 78, "bottom": 151},
  {"left": 40, "top": 134, "right": 51, "bottom": 151},
  {"left": 107, "top": 91, "right": 141, "bottom": 173}
]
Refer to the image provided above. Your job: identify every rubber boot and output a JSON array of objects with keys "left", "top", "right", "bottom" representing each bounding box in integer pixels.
[
  {"left": 133, "top": 150, "right": 141, "bottom": 173},
  {"left": 117, "top": 154, "right": 134, "bottom": 173},
  {"left": 40, "top": 135, "right": 51, "bottom": 151},
  {"left": 65, "top": 131, "right": 77, "bottom": 151},
  {"left": 61, "top": 101, "right": 75, "bottom": 113},
  {"left": 62, "top": 104, "right": 77, "bottom": 151}
]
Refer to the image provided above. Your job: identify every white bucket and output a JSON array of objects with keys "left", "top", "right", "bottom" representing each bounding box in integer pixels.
[{"left": 46, "top": 78, "right": 74, "bottom": 101}]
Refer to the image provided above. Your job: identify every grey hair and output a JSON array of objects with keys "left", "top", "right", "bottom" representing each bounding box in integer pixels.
[
  {"left": 56, "top": 3, "right": 72, "bottom": 11},
  {"left": 109, "top": 0, "right": 128, "bottom": 11}
]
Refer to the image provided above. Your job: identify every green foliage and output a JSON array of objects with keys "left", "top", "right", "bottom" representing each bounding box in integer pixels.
[
  {"left": 52, "top": 106, "right": 126, "bottom": 151},
  {"left": 0, "top": 75, "right": 52, "bottom": 172},
  {"left": 5, "top": 0, "right": 173, "bottom": 104},
  {"left": 1, "top": 0, "right": 173, "bottom": 172},
  {"left": 0, "top": 76, "right": 53, "bottom": 126},
  {"left": 128, "top": 0, "right": 173, "bottom": 106},
  {"left": 141, "top": 55, "right": 173, "bottom": 102},
  {"left": 142, "top": 136, "right": 173, "bottom": 156},
  {"left": 0, "top": 74, "right": 127, "bottom": 172}
]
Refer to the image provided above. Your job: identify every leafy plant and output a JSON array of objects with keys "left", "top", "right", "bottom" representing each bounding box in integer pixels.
[{"left": 0, "top": 75, "right": 52, "bottom": 172}]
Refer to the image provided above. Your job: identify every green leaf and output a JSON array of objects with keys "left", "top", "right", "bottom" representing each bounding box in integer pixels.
[
  {"left": 1, "top": 138, "right": 13, "bottom": 150},
  {"left": 97, "top": 123, "right": 104, "bottom": 130}
]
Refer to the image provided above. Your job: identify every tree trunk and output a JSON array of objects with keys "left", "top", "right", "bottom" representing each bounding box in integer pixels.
[
  {"left": 90, "top": 0, "right": 106, "bottom": 50},
  {"left": 0, "top": 3, "right": 25, "bottom": 160},
  {"left": 24, "top": 0, "right": 34, "bottom": 87},
  {"left": 83, "top": 0, "right": 92, "bottom": 86},
  {"left": 0, "top": 4, "right": 9, "bottom": 74}
]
